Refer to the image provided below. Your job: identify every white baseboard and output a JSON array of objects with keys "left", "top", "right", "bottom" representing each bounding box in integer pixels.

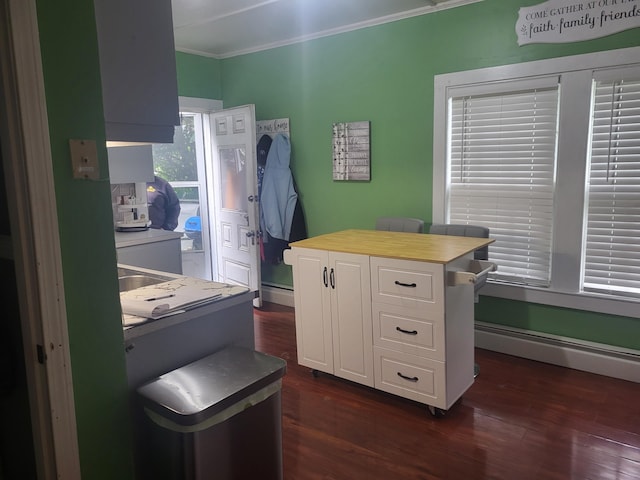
[
  {"left": 261, "top": 285, "right": 640, "bottom": 383},
  {"left": 261, "top": 284, "right": 295, "bottom": 307},
  {"left": 475, "top": 322, "right": 640, "bottom": 383}
]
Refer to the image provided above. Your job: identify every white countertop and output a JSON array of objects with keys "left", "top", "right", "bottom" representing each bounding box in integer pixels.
[
  {"left": 117, "top": 263, "right": 251, "bottom": 339},
  {"left": 114, "top": 228, "right": 183, "bottom": 248},
  {"left": 123, "top": 289, "right": 254, "bottom": 340}
]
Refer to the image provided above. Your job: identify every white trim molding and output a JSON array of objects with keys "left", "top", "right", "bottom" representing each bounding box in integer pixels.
[
  {"left": 475, "top": 321, "right": 640, "bottom": 384},
  {"left": 261, "top": 284, "right": 295, "bottom": 308},
  {"left": 178, "top": 96, "right": 223, "bottom": 113}
]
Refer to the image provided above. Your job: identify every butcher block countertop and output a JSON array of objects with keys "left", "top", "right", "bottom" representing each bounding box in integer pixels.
[{"left": 288, "top": 229, "right": 494, "bottom": 264}]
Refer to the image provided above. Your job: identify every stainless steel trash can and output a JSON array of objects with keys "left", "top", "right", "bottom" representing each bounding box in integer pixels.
[{"left": 136, "top": 346, "right": 287, "bottom": 480}]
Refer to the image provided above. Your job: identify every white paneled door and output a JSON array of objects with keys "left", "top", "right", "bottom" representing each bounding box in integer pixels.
[{"left": 207, "top": 105, "right": 261, "bottom": 306}]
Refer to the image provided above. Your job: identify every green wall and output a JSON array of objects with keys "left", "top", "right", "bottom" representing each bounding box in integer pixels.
[
  {"left": 176, "top": 51, "right": 222, "bottom": 99},
  {"left": 36, "top": 0, "right": 135, "bottom": 478},
  {"left": 206, "top": 0, "right": 640, "bottom": 350},
  {"left": 22, "top": 0, "right": 639, "bottom": 477}
]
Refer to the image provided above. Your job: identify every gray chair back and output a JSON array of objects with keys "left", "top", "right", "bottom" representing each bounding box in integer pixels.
[
  {"left": 375, "top": 217, "right": 425, "bottom": 233},
  {"left": 428, "top": 224, "right": 489, "bottom": 260}
]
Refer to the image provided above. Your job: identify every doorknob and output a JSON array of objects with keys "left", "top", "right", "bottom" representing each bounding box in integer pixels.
[
  {"left": 246, "top": 230, "right": 256, "bottom": 245},
  {"left": 248, "top": 195, "right": 256, "bottom": 202}
]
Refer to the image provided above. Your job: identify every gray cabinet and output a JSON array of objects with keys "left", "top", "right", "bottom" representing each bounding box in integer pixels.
[
  {"left": 108, "top": 145, "right": 154, "bottom": 184},
  {"left": 115, "top": 230, "right": 183, "bottom": 274},
  {"left": 94, "top": 0, "right": 179, "bottom": 143}
]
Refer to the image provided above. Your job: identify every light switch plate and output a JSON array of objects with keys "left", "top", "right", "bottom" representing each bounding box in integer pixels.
[{"left": 69, "top": 139, "right": 100, "bottom": 180}]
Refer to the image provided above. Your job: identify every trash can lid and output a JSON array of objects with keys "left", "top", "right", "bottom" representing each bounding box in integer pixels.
[
  {"left": 136, "top": 346, "right": 286, "bottom": 426},
  {"left": 184, "top": 216, "right": 201, "bottom": 232}
]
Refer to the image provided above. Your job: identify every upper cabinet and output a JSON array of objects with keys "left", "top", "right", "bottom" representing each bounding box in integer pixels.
[
  {"left": 93, "top": 0, "right": 179, "bottom": 143},
  {"left": 107, "top": 145, "right": 154, "bottom": 184}
]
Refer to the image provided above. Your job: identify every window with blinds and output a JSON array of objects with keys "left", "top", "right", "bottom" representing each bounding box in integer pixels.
[
  {"left": 448, "top": 81, "right": 560, "bottom": 286},
  {"left": 583, "top": 72, "right": 640, "bottom": 298}
]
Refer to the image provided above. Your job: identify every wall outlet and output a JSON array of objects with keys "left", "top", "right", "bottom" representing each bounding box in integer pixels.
[{"left": 69, "top": 139, "right": 100, "bottom": 180}]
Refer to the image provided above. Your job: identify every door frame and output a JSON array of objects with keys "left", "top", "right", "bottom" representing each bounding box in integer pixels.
[
  {"left": 0, "top": 0, "right": 80, "bottom": 478},
  {"left": 177, "top": 97, "right": 223, "bottom": 281}
]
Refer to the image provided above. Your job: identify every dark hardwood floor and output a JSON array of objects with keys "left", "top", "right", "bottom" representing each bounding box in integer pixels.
[{"left": 253, "top": 302, "right": 640, "bottom": 480}]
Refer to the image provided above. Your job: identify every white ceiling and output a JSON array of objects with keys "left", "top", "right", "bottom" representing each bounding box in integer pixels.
[{"left": 171, "top": 0, "right": 481, "bottom": 58}]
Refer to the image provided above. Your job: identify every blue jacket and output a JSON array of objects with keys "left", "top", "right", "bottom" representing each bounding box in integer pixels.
[{"left": 260, "top": 134, "right": 297, "bottom": 241}]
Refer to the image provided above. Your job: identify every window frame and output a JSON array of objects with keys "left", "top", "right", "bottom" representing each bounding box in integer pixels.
[{"left": 432, "top": 46, "right": 640, "bottom": 319}]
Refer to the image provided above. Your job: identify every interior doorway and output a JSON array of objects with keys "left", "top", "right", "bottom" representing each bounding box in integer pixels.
[
  {"left": 151, "top": 101, "right": 262, "bottom": 306},
  {"left": 152, "top": 112, "right": 213, "bottom": 280},
  {"left": 0, "top": 1, "right": 80, "bottom": 477},
  {"left": 0, "top": 139, "right": 38, "bottom": 480}
]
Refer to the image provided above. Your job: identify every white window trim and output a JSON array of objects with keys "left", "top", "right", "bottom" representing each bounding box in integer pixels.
[
  {"left": 433, "top": 46, "right": 640, "bottom": 319},
  {"left": 178, "top": 96, "right": 222, "bottom": 113}
]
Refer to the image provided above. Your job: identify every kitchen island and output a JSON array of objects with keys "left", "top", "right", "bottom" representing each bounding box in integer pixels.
[
  {"left": 284, "top": 229, "right": 494, "bottom": 415},
  {"left": 118, "top": 264, "right": 255, "bottom": 388}
]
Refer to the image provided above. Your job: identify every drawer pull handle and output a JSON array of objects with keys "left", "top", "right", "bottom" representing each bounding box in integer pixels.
[
  {"left": 397, "top": 372, "right": 419, "bottom": 382},
  {"left": 323, "top": 267, "right": 328, "bottom": 288},
  {"left": 394, "top": 280, "right": 417, "bottom": 288},
  {"left": 396, "top": 326, "right": 418, "bottom": 335}
]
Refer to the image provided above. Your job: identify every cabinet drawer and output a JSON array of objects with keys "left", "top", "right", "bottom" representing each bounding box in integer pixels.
[
  {"left": 374, "top": 347, "right": 446, "bottom": 408},
  {"left": 372, "top": 303, "right": 444, "bottom": 361},
  {"left": 370, "top": 257, "right": 444, "bottom": 313}
]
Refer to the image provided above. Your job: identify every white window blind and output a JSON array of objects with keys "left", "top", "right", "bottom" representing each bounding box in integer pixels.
[
  {"left": 583, "top": 74, "right": 640, "bottom": 298},
  {"left": 448, "top": 82, "right": 560, "bottom": 286}
]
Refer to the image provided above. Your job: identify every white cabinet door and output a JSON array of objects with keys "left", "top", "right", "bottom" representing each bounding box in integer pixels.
[
  {"left": 330, "top": 253, "right": 373, "bottom": 386},
  {"left": 288, "top": 248, "right": 333, "bottom": 373},
  {"left": 286, "top": 248, "right": 373, "bottom": 386}
]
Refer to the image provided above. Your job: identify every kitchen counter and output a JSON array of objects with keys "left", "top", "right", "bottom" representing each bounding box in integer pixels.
[
  {"left": 290, "top": 229, "right": 494, "bottom": 263},
  {"left": 114, "top": 228, "right": 183, "bottom": 248},
  {"left": 115, "top": 229, "right": 183, "bottom": 273},
  {"left": 122, "top": 280, "right": 252, "bottom": 341},
  {"left": 118, "top": 263, "right": 250, "bottom": 339},
  {"left": 118, "top": 264, "right": 255, "bottom": 389}
]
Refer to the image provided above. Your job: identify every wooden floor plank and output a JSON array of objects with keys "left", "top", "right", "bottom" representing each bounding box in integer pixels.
[{"left": 253, "top": 302, "right": 640, "bottom": 480}]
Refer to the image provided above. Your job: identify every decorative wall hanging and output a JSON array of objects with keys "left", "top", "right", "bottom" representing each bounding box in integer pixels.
[
  {"left": 332, "top": 121, "right": 370, "bottom": 181},
  {"left": 516, "top": 0, "right": 640, "bottom": 46},
  {"left": 256, "top": 118, "right": 290, "bottom": 140}
]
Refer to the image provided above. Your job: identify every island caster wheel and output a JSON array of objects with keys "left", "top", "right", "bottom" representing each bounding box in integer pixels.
[
  {"left": 428, "top": 405, "right": 446, "bottom": 418},
  {"left": 311, "top": 369, "right": 320, "bottom": 378}
]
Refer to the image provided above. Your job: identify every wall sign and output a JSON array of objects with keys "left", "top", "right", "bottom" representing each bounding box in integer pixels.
[
  {"left": 516, "top": 0, "right": 640, "bottom": 45},
  {"left": 332, "top": 121, "right": 370, "bottom": 181},
  {"left": 256, "top": 118, "right": 290, "bottom": 140}
]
